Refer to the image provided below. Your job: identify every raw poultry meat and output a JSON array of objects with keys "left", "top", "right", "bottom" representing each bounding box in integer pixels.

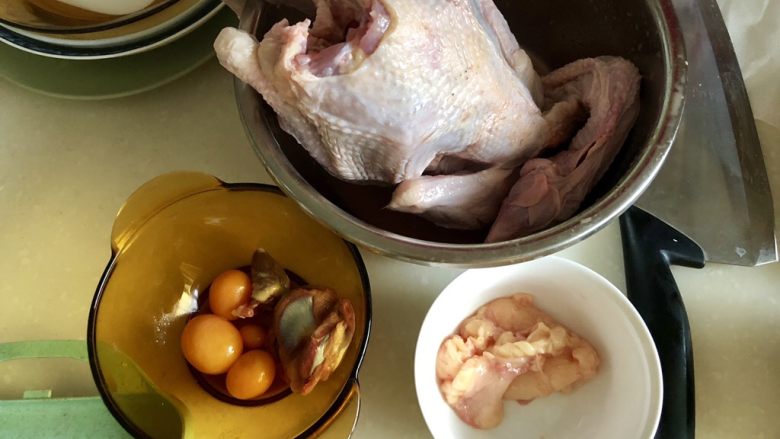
[
  {"left": 487, "top": 57, "right": 641, "bottom": 241},
  {"left": 214, "top": 0, "right": 640, "bottom": 241},
  {"left": 216, "top": 0, "right": 546, "bottom": 183},
  {"left": 390, "top": 57, "right": 640, "bottom": 235},
  {"left": 387, "top": 167, "right": 516, "bottom": 229},
  {"left": 436, "top": 294, "right": 599, "bottom": 429}
]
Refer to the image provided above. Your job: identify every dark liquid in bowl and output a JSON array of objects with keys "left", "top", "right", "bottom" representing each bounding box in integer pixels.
[{"left": 186, "top": 266, "right": 307, "bottom": 407}]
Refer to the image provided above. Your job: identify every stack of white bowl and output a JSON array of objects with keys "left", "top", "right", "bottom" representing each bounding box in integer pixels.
[
  {"left": 0, "top": 0, "right": 232, "bottom": 99},
  {"left": 0, "top": 0, "right": 224, "bottom": 59}
]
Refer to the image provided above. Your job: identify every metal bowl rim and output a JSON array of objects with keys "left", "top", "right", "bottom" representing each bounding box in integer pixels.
[{"left": 235, "top": 0, "right": 687, "bottom": 267}]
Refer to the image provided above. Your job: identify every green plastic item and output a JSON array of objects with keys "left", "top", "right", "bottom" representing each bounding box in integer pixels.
[{"left": 0, "top": 340, "right": 131, "bottom": 439}]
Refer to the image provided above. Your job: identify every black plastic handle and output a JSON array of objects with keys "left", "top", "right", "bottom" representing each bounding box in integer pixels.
[{"left": 619, "top": 206, "right": 704, "bottom": 439}]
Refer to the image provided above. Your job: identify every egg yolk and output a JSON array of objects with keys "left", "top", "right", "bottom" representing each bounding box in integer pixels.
[
  {"left": 181, "top": 314, "right": 243, "bottom": 374},
  {"left": 239, "top": 324, "right": 267, "bottom": 350},
  {"left": 226, "top": 350, "right": 276, "bottom": 400},
  {"left": 208, "top": 269, "right": 252, "bottom": 320}
]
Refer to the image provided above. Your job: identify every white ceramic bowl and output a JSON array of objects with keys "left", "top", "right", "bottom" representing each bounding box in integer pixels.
[
  {"left": 0, "top": 0, "right": 222, "bottom": 59},
  {"left": 415, "top": 256, "right": 662, "bottom": 439}
]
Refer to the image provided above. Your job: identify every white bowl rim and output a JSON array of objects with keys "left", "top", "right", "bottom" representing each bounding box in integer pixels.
[
  {"left": 0, "top": 0, "right": 212, "bottom": 49},
  {"left": 0, "top": 1, "right": 223, "bottom": 60},
  {"left": 414, "top": 256, "right": 663, "bottom": 439}
]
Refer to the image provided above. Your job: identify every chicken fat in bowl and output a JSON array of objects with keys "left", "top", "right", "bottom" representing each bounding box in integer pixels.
[{"left": 437, "top": 293, "right": 599, "bottom": 429}]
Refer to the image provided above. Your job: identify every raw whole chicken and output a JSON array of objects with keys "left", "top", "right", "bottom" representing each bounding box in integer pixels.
[{"left": 215, "top": 0, "right": 640, "bottom": 241}]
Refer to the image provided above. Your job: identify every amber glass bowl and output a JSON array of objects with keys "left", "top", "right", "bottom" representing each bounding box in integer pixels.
[{"left": 88, "top": 172, "right": 371, "bottom": 439}]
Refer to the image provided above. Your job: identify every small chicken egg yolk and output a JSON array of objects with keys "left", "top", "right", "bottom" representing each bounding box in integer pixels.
[
  {"left": 181, "top": 314, "right": 243, "bottom": 374},
  {"left": 208, "top": 269, "right": 252, "bottom": 320},
  {"left": 239, "top": 324, "right": 267, "bottom": 350},
  {"left": 226, "top": 350, "right": 276, "bottom": 400}
]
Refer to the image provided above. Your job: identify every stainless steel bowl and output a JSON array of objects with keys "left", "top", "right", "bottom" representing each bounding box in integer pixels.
[{"left": 235, "top": 0, "right": 686, "bottom": 267}]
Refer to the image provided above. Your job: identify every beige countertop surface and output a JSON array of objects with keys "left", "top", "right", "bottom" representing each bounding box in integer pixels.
[{"left": 1, "top": 5, "right": 779, "bottom": 438}]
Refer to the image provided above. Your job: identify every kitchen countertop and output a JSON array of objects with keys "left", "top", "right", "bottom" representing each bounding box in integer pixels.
[{"left": 1, "top": 4, "right": 779, "bottom": 438}]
